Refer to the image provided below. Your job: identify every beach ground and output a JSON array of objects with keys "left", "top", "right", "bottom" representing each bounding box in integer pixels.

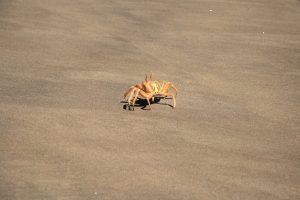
[{"left": 0, "top": 0, "right": 300, "bottom": 199}]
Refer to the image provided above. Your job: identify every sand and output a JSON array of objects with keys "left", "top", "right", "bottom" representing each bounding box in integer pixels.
[{"left": 0, "top": 0, "right": 300, "bottom": 199}]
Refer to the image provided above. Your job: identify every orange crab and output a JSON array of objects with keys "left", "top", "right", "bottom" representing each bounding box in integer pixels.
[{"left": 123, "top": 74, "right": 178, "bottom": 110}]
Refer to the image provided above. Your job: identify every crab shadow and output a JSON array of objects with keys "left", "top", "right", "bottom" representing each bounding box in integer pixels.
[{"left": 120, "top": 97, "right": 173, "bottom": 111}]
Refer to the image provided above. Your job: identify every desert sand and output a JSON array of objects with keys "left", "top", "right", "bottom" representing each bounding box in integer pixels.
[{"left": 0, "top": 0, "right": 300, "bottom": 199}]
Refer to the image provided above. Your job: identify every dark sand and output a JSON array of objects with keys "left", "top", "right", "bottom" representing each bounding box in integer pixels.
[{"left": 0, "top": 0, "right": 300, "bottom": 199}]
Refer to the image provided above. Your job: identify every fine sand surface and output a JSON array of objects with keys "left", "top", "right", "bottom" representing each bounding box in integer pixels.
[{"left": 1, "top": 0, "right": 300, "bottom": 199}]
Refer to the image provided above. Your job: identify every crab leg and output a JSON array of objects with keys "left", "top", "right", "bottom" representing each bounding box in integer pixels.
[
  {"left": 161, "top": 92, "right": 176, "bottom": 108},
  {"left": 132, "top": 88, "right": 140, "bottom": 109},
  {"left": 127, "top": 87, "right": 138, "bottom": 107},
  {"left": 123, "top": 86, "right": 135, "bottom": 99},
  {"left": 160, "top": 82, "right": 177, "bottom": 98},
  {"left": 134, "top": 89, "right": 152, "bottom": 110},
  {"left": 169, "top": 83, "right": 178, "bottom": 97}
]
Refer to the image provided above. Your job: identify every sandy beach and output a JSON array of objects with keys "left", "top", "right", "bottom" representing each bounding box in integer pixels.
[{"left": 0, "top": 0, "right": 300, "bottom": 199}]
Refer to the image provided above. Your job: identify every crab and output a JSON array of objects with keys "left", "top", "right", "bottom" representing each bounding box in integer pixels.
[{"left": 123, "top": 74, "right": 178, "bottom": 110}]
